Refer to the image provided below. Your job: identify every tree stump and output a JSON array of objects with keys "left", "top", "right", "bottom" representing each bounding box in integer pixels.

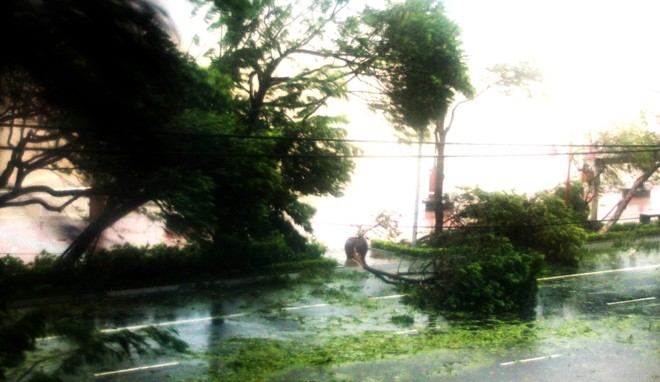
[{"left": 344, "top": 236, "right": 368, "bottom": 267}]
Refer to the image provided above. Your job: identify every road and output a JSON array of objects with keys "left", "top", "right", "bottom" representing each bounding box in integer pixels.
[{"left": 28, "top": 248, "right": 656, "bottom": 382}]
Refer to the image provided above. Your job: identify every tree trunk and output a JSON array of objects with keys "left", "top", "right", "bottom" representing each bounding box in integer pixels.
[
  {"left": 434, "top": 126, "right": 447, "bottom": 231},
  {"left": 600, "top": 167, "right": 659, "bottom": 233},
  {"left": 59, "top": 198, "right": 147, "bottom": 264}
]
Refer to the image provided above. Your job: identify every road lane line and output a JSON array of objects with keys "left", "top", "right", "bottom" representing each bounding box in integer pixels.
[
  {"left": 282, "top": 303, "right": 330, "bottom": 311},
  {"left": 395, "top": 329, "right": 418, "bottom": 335},
  {"left": 58, "top": 294, "right": 407, "bottom": 337},
  {"left": 538, "top": 264, "right": 660, "bottom": 281},
  {"left": 93, "top": 361, "right": 179, "bottom": 377},
  {"left": 369, "top": 294, "right": 405, "bottom": 300},
  {"left": 101, "top": 313, "right": 249, "bottom": 333},
  {"left": 500, "top": 353, "right": 563, "bottom": 366},
  {"left": 606, "top": 296, "right": 656, "bottom": 306}
]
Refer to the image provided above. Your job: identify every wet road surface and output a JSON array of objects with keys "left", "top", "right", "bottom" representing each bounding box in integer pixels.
[{"left": 27, "top": 249, "right": 660, "bottom": 381}]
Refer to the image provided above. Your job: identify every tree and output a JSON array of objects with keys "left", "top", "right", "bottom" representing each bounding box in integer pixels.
[
  {"left": 340, "top": 0, "right": 542, "bottom": 234},
  {"left": 0, "top": 0, "right": 221, "bottom": 263},
  {"left": 191, "top": 0, "right": 360, "bottom": 255},
  {"left": 367, "top": 184, "right": 588, "bottom": 315},
  {"left": 584, "top": 123, "right": 660, "bottom": 232},
  {"left": 340, "top": 0, "right": 473, "bottom": 231}
]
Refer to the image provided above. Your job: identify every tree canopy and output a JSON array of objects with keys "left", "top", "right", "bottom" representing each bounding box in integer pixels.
[
  {"left": 341, "top": 0, "right": 473, "bottom": 135},
  {"left": 0, "top": 0, "right": 229, "bottom": 262},
  {"left": 339, "top": 0, "right": 473, "bottom": 231},
  {"left": 185, "top": 0, "right": 359, "bottom": 257}
]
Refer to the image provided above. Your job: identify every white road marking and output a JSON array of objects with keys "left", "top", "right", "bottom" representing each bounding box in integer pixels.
[
  {"left": 395, "top": 329, "right": 418, "bottom": 335},
  {"left": 93, "top": 361, "right": 179, "bottom": 377},
  {"left": 69, "top": 294, "right": 407, "bottom": 335},
  {"left": 282, "top": 303, "right": 330, "bottom": 311},
  {"left": 606, "top": 296, "right": 656, "bottom": 306},
  {"left": 369, "top": 294, "right": 405, "bottom": 300},
  {"left": 500, "top": 353, "right": 563, "bottom": 366},
  {"left": 101, "top": 294, "right": 404, "bottom": 330},
  {"left": 538, "top": 264, "right": 660, "bottom": 281},
  {"left": 101, "top": 312, "right": 248, "bottom": 333}
]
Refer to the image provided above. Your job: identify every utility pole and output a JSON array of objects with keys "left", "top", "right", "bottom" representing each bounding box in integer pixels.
[{"left": 412, "top": 130, "right": 423, "bottom": 246}]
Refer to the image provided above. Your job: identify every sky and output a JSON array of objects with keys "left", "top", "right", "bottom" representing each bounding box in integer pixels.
[{"left": 161, "top": 0, "right": 660, "bottom": 246}]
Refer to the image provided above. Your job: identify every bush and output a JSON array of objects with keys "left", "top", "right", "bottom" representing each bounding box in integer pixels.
[
  {"left": 1, "top": 237, "right": 332, "bottom": 301},
  {"left": 586, "top": 220, "right": 660, "bottom": 244},
  {"left": 206, "top": 233, "right": 327, "bottom": 275},
  {"left": 371, "top": 239, "right": 446, "bottom": 258}
]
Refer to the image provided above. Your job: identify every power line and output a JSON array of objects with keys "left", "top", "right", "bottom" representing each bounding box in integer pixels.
[
  {"left": 0, "top": 144, "right": 659, "bottom": 159},
  {"left": 3, "top": 123, "right": 660, "bottom": 148}
]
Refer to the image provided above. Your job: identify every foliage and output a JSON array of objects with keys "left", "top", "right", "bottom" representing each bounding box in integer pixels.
[
  {"left": 182, "top": 0, "right": 359, "bottom": 255},
  {"left": 353, "top": 210, "right": 401, "bottom": 239},
  {"left": 205, "top": 312, "right": 655, "bottom": 381},
  {"left": 0, "top": 0, "right": 229, "bottom": 263},
  {"left": 340, "top": 0, "right": 473, "bottom": 136},
  {"left": 449, "top": 185, "right": 588, "bottom": 265},
  {"left": 368, "top": 183, "right": 590, "bottom": 315},
  {"left": 0, "top": 310, "right": 187, "bottom": 382},
  {"left": 371, "top": 239, "right": 446, "bottom": 258},
  {"left": 0, "top": 309, "right": 45, "bottom": 381},
  {"left": 208, "top": 319, "right": 540, "bottom": 381},
  {"left": 590, "top": 123, "right": 660, "bottom": 190},
  {"left": 389, "top": 314, "right": 415, "bottom": 327},
  {"left": 0, "top": 242, "right": 335, "bottom": 302},
  {"left": 339, "top": 0, "right": 473, "bottom": 231},
  {"left": 401, "top": 233, "right": 543, "bottom": 316},
  {"left": 586, "top": 219, "right": 660, "bottom": 243}
]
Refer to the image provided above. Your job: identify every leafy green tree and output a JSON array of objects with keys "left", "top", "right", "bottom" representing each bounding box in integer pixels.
[
  {"left": 418, "top": 233, "right": 543, "bottom": 315},
  {"left": 339, "top": 0, "right": 473, "bottom": 230},
  {"left": 584, "top": 123, "right": 660, "bottom": 232},
  {"left": 191, "top": 0, "right": 359, "bottom": 256},
  {"left": 339, "top": 0, "right": 542, "bottom": 233},
  {"left": 0, "top": 0, "right": 227, "bottom": 263}
]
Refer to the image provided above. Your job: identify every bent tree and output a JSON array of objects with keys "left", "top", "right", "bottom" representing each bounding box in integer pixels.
[
  {"left": 586, "top": 123, "right": 660, "bottom": 232},
  {"left": 339, "top": 0, "right": 473, "bottom": 231},
  {"left": 0, "top": 0, "right": 210, "bottom": 263},
  {"left": 339, "top": 1, "right": 542, "bottom": 232}
]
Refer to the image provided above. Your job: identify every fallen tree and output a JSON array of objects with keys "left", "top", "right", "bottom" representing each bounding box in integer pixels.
[{"left": 362, "top": 185, "right": 588, "bottom": 315}]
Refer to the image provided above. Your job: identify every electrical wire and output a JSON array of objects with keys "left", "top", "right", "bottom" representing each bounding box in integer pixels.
[
  {"left": 0, "top": 144, "right": 658, "bottom": 159},
  {"left": 3, "top": 123, "right": 660, "bottom": 149}
]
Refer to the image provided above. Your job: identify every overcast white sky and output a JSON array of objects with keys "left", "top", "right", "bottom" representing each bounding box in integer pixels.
[{"left": 447, "top": 0, "right": 660, "bottom": 134}]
